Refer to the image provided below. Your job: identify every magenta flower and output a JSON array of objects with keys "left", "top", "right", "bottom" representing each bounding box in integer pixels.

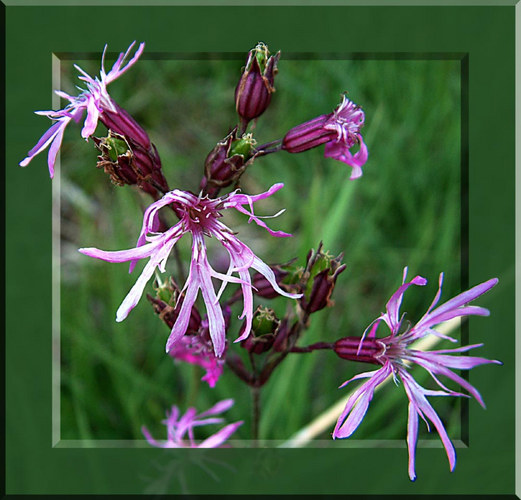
[
  {"left": 20, "top": 41, "right": 145, "bottom": 178},
  {"left": 169, "top": 310, "right": 231, "bottom": 388},
  {"left": 142, "top": 399, "right": 243, "bottom": 448},
  {"left": 282, "top": 95, "right": 368, "bottom": 179},
  {"left": 79, "top": 183, "right": 301, "bottom": 357},
  {"left": 332, "top": 268, "right": 500, "bottom": 481}
]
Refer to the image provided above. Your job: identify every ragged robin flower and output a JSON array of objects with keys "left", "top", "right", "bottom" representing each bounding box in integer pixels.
[
  {"left": 79, "top": 183, "right": 301, "bottom": 357},
  {"left": 142, "top": 399, "right": 243, "bottom": 448},
  {"left": 20, "top": 41, "right": 145, "bottom": 178},
  {"left": 332, "top": 268, "right": 500, "bottom": 481},
  {"left": 282, "top": 94, "right": 368, "bottom": 179}
]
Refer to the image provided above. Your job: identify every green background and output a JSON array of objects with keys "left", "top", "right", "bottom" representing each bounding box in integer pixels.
[{"left": 5, "top": 3, "right": 516, "bottom": 496}]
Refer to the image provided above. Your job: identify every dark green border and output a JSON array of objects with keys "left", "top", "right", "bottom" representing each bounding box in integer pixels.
[{"left": 5, "top": 4, "right": 516, "bottom": 496}]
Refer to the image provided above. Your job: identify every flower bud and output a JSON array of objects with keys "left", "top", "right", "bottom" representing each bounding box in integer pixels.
[
  {"left": 200, "top": 129, "right": 259, "bottom": 197},
  {"left": 93, "top": 131, "right": 169, "bottom": 194},
  {"left": 272, "top": 318, "right": 291, "bottom": 353},
  {"left": 240, "top": 306, "right": 279, "bottom": 354},
  {"left": 300, "top": 243, "right": 346, "bottom": 314},
  {"left": 146, "top": 277, "right": 202, "bottom": 334},
  {"left": 235, "top": 42, "right": 280, "bottom": 124}
]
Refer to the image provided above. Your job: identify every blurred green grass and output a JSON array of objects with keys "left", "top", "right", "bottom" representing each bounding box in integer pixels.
[{"left": 58, "top": 50, "right": 462, "bottom": 445}]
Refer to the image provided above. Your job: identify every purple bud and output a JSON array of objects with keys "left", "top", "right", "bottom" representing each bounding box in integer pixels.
[
  {"left": 200, "top": 128, "right": 258, "bottom": 197},
  {"left": 272, "top": 318, "right": 291, "bottom": 353},
  {"left": 235, "top": 42, "right": 280, "bottom": 124},
  {"left": 93, "top": 131, "right": 169, "bottom": 195},
  {"left": 300, "top": 244, "right": 346, "bottom": 314}
]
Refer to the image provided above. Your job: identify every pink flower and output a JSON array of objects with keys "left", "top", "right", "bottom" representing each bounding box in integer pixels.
[
  {"left": 169, "top": 310, "right": 231, "bottom": 388},
  {"left": 142, "top": 399, "right": 243, "bottom": 448},
  {"left": 20, "top": 41, "right": 145, "bottom": 178},
  {"left": 282, "top": 95, "right": 368, "bottom": 179},
  {"left": 332, "top": 268, "right": 501, "bottom": 481},
  {"left": 79, "top": 183, "right": 301, "bottom": 357}
]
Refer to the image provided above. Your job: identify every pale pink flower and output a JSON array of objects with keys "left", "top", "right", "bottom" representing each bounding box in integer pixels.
[
  {"left": 282, "top": 95, "right": 368, "bottom": 179},
  {"left": 20, "top": 41, "right": 145, "bottom": 177},
  {"left": 333, "top": 268, "right": 501, "bottom": 480},
  {"left": 79, "top": 183, "right": 301, "bottom": 357},
  {"left": 142, "top": 399, "right": 242, "bottom": 448}
]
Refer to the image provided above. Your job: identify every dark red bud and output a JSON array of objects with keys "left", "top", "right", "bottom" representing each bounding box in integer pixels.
[
  {"left": 235, "top": 45, "right": 280, "bottom": 123},
  {"left": 301, "top": 262, "right": 346, "bottom": 314}
]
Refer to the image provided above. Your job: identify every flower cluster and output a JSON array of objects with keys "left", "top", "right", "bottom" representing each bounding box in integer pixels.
[{"left": 20, "top": 41, "right": 501, "bottom": 483}]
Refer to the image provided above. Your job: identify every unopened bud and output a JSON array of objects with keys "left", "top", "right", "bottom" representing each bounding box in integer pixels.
[
  {"left": 272, "top": 318, "right": 291, "bottom": 352},
  {"left": 147, "top": 277, "right": 202, "bottom": 333},
  {"left": 240, "top": 307, "right": 279, "bottom": 354},
  {"left": 93, "top": 131, "right": 169, "bottom": 194},
  {"left": 300, "top": 243, "right": 346, "bottom": 314},
  {"left": 200, "top": 129, "right": 258, "bottom": 197},
  {"left": 235, "top": 42, "right": 280, "bottom": 124}
]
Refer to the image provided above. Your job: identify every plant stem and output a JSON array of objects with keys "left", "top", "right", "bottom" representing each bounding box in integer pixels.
[{"left": 251, "top": 385, "right": 261, "bottom": 445}]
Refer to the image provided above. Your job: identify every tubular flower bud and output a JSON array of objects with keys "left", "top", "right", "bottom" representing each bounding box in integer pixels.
[
  {"left": 235, "top": 42, "right": 280, "bottom": 124},
  {"left": 333, "top": 336, "right": 385, "bottom": 364},
  {"left": 282, "top": 94, "right": 368, "bottom": 179}
]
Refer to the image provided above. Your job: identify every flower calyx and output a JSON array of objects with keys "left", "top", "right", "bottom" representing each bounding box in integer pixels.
[
  {"left": 200, "top": 128, "right": 260, "bottom": 198},
  {"left": 299, "top": 242, "right": 346, "bottom": 314},
  {"left": 240, "top": 306, "right": 281, "bottom": 355}
]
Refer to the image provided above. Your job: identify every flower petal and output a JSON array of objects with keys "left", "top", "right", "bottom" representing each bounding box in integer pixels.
[
  {"left": 199, "top": 421, "right": 243, "bottom": 448},
  {"left": 166, "top": 266, "right": 201, "bottom": 353},
  {"left": 400, "top": 370, "right": 457, "bottom": 472},
  {"left": 333, "top": 363, "right": 392, "bottom": 439},
  {"left": 406, "top": 402, "right": 419, "bottom": 481}
]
